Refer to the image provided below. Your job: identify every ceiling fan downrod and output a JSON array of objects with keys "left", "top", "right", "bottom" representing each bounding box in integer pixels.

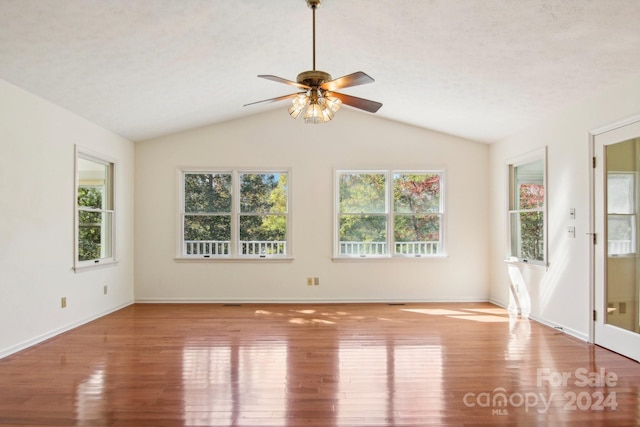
[
  {"left": 307, "top": 0, "right": 321, "bottom": 71},
  {"left": 296, "top": 0, "right": 330, "bottom": 88}
]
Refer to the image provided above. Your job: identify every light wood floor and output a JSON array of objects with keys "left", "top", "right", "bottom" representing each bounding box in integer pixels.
[{"left": 1, "top": 302, "right": 639, "bottom": 426}]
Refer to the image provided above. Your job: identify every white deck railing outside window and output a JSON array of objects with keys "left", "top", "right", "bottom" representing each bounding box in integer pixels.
[
  {"left": 185, "top": 240, "right": 440, "bottom": 257},
  {"left": 395, "top": 241, "right": 440, "bottom": 255},
  {"left": 608, "top": 239, "right": 634, "bottom": 256},
  {"left": 184, "top": 240, "right": 287, "bottom": 256},
  {"left": 339, "top": 241, "right": 440, "bottom": 256}
]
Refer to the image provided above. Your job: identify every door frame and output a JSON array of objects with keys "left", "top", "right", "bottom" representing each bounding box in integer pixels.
[{"left": 589, "top": 114, "right": 640, "bottom": 345}]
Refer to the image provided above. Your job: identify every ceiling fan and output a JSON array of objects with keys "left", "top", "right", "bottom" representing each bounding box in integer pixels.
[{"left": 244, "top": 0, "right": 382, "bottom": 124}]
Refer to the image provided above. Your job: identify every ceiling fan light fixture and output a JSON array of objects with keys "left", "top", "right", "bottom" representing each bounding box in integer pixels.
[
  {"left": 244, "top": 0, "right": 382, "bottom": 121},
  {"left": 321, "top": 104, "right": 335, "bottom": 122},
  {"left": 325, "top": 95, "right": 342, "bottom": 113},
  {"left": 289, "top": 93, "right": 309, "bottom": 119},
  {"left": 288, "top": 104, "right": 304, "bottom": 119},
  {"left": 304, "top": 101, "right": 324, "bottom": 124}
]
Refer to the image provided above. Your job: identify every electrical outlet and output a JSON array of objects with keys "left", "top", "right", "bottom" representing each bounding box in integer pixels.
[
  {"left": 103, "top": 285, "right": 108, "bottom": 295},
  {"left": 307, "top": 277, "right": 313, "bottom": 286},
  {"left": 567, "top": 226, "right": 575, "bottom": 238},
  {"left": 314, "top": 277, "right": 320, "bottom": 286},
  {"left": 61, "top": 297, "right": 67, "bottom": 308}
]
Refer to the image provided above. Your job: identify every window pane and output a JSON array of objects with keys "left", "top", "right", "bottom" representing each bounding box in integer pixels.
[
  {"left": 608, "top": 215, "right": 636, "bottom": 255},
  {"left": 607, "top": 174, "right": 634, "bottom": 214},
  {"left": 78, "top": 186, "right": 104, "bottom": 210},
  {"left": 339, "top": 173, "right": 386, "bottom": 214},
  {"left": 77, "top": 157, "right": 108, "bottom": 209},
  {"left": 183, "top": 215, "right": 230, "bottom": 256},
  {"left": 184, "top": 215, "right": 231, "bottom": 242},
  {"left": 240, "top": 173, "right": 287, "bottom": 213},
  {"left": 394, "top": 214, "right": 441, "bottom": 255},
  {"left": 184, "top": 173, "right": 232, "bottom": 213},
  {"left": 239, "top": 215, "right": 287, "bottom": 255},
  {"left": 338, "top": 214, "right": 386, "bottom": 255},
  {"left": 514, "top": 159, "right": 544, "bottom": 209},
  {"left": 607, "top": 173, "right": 636, "bottom": 256},
  {"left": 510, "top": 211, "right": 544, "bottom": 261},
  {"left": 393, "top": 173, "right": 440, "bottom": 213},
  {"left": 78, "top": 211, "right": 112, "bottom": 261}
]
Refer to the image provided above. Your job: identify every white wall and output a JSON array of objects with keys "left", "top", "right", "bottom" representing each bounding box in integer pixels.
[
  {"left": 489, "top": 73, "right": 640, "bottom": 340},
  {"left": 135, "top": 108, "right": 490, "bottom": 302},
  {"left": 0, "top": 79, "right": 135, "bottom": 357}
]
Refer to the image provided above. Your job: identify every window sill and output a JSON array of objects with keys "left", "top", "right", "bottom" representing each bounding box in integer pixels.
[
  {"left": 607, "top": 253, "right": 639, "bottom": 259},
  {"left": 175, "top": 257, "right": 294, "bottom": 263},
  {"left": 74, "top": 259, "right": 118, "bottom": 273},
  {"left": 504, "top": 258, "right": 548, "bottom": 270},
  {"left": 332, "top": 254, "right": 448, "bottom": 262}
]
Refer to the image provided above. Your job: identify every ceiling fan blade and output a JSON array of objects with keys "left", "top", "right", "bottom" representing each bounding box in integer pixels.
[
  {"left": 243, "top": 92, "right": 304, "bottom": 107},
  {"left": 330, "top": 92, "right": 382, "bottom": 113},
  {"left": 320, "top": 71, "right": 375, "bottom": 91},
  {"left": 258, "top": 75, "right": 310, "bottom": 90}
]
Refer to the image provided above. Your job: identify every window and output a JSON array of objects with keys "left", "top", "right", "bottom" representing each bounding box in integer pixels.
[
  {"left": 335, "top": 170, "right": 444, "bottom": 258},
  {"left": 607, "top": 172, "right": 636, "bottom": 256},
  {"left": 181, "top": 170, "right": 289, "bottom": 259},
  {"left": 183, "top": 172, "right": 232, "bottom": 256},
  {"left": 75, "top": 149, "right": 116, "bottom": 270},
  {"left": 508, "top": 151, "right": 546, "bottom": 264}
]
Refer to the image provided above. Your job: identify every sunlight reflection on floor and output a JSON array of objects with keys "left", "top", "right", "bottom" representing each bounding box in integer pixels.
[
  {"left": 449, "top": 315, "right": 509, "bottom": 323},
  {"left": 402, "top": 307, "right": 511, "bottom": 323},
  {"left": 402, "top": 308, "right": 468, "bottom": 315}
]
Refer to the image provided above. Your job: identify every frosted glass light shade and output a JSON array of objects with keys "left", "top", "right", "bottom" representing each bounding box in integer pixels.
[
  {"left": 304, "top": 102, "right": 324, "bottom": 124},
  {"left": 289, "top": 94, "right": 309, "bottom": 119},
  {"left": 325, "top": 96, "right": 342, "bottom": 113}
]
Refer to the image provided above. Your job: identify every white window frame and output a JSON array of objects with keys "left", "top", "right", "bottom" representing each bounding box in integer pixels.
[
  {"left": 74, "top": 146, "right": 117, "bottom": 271},
  {"left": 334, "top": 169, "right": 446, "bottom": 259},
  {"left": 507, "top": 148, "right": 547, "bottom": 266},
  {"left": 178, "top": 168, "right": 292, "bottom": 260}
]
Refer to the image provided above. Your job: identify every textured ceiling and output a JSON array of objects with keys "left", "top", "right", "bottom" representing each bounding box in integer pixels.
[{"left": 1, "top": 0, "right": 639, "bottom": 143}]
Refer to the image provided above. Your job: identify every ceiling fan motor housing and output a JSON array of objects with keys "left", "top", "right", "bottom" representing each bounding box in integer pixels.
[{"left": 297, "top": 70, "right": 331, "bottom": 88}]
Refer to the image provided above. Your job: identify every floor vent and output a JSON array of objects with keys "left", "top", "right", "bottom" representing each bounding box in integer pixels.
[
  {"left": 222, "top": 304, "right": 242, "bottom": 307},
  {"left": 388, "top": 303, "right": 406, "bottom": 306}
]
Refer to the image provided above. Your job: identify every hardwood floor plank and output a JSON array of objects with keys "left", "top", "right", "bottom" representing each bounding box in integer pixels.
[{"left": 0, "top": 302, "right": 639, "bottom": 426}]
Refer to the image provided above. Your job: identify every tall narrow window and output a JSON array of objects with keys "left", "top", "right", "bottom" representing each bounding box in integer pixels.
[
  {"left": 75, "top": 150, "right": 115, "bottom": 269},
  {"left": 239, "top": 173, "right": 288, "bottom": 256},
  {"left": 336, "top": 170, "right": 445, "bottom": 258},
  {"left": 607, "top": 172, "right": 636, "bottom": 256},
  {"left": 337, "top": 172, "right": 388, "bottom": 256},
  {"left": 508, "top": 151, "right": 546, "bottom": 264},
  {"left": 393, "top": 172, "right": 443, "bottom": 256},
  {"left": 181, "top": 170, "right": 290, "bottom": 259},
  {"left": 183, "top": 172, "right": 232, "bottom": 256}
]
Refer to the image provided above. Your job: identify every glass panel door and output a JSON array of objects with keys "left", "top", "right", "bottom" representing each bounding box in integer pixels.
[{"left": 594, "top": 119, "right": 640, "bottom": 362}]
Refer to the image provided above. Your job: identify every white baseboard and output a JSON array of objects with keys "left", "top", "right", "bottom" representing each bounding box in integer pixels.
[
  {"left": 134, "top": 297, "right": 491, "bottom": 304},
  {"left": 0, "top": 301, "right": 134, "bottom": 360},
  {"left": 489, "top": 298, "right": 588, "bottom": 342},
  {"left": 527, "top": 313, "right": 589, "bottom": 342}
]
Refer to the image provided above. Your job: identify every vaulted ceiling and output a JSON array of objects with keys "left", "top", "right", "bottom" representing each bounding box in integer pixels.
[{"left": 1, "top": 0, "right": 639, "bottom": 143}]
